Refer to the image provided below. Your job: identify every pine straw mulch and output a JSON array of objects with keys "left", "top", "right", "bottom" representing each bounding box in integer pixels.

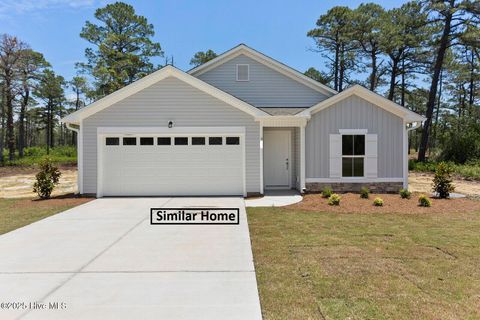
[{"left": 289, "top": 192, "right": 480, "bottom": 214}]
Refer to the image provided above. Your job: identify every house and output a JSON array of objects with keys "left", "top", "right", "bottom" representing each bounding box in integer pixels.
[{"left": 62, "top": 44, "right": 425, "bottom": 197}]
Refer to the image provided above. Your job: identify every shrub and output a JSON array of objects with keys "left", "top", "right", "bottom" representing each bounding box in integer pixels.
[
  {"left": 328, "top": 194, "right": 341, "bottom": 206},
  {"left": 321, "top": 186, "right": 333, "bottom": 198},
  {"left": 373, "top": 197, "right": 384, "bottom": 206},
  {"left": 432, "top": 162, "right": 455, "bottom": 198},
  {"left": 33, "top": 157, "right": 61, "bottom": 199},
  {"left": 360, "top": 187, "right": 370, "bottom": 199},
  {"left": 399, "top": 188, "right": 411, "bottom": 199},
  {"left": 418, "top": 194, "right": 432, "bottom": 207}
]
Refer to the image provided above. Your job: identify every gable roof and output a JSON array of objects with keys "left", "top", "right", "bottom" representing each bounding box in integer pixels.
[
  {"left": 297, "top": 85, "right": 426, "bottom": 123},
  {"left": 188, "top": 44, "right": 337, "bottom": 97},
  {"left": 61, "top": 65, "right": 269, "bottom": 124}
]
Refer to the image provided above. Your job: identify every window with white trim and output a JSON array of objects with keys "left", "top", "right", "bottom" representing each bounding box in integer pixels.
[
  {"left": 236, "top": 64, "right": 249, "bottom": 81},
  {"left": 341, "top": 135, "right": 365, "bottom": 177}
]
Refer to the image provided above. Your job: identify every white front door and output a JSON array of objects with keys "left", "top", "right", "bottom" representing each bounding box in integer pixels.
[{"left": 263, "top": 130, "right": 291, "bottom": 189}]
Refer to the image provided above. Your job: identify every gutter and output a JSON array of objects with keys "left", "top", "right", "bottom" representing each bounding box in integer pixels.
[{"left": 407, "top": 121, "right": 422, "bottom": 132}]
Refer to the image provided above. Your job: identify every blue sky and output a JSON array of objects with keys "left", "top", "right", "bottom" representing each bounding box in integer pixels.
[{"left": 2, "top": 0, "right": 409, "bottom": 83}]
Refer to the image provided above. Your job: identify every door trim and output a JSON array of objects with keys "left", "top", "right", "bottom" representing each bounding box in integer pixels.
[
  {"left": 263, "top": 129, "right": 292, "bottom": 190},
  {"left": 96, "top": 126, "right": 246, "bottom": 198}
]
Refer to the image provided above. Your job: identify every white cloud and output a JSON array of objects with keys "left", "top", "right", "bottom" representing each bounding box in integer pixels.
[{"left": 0, "top": 0, "right": 101, "bottom": 14}]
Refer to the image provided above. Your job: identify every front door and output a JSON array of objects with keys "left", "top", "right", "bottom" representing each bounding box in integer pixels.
[{"left": 264, "top": 130, "right": 291, "bottom": 189}]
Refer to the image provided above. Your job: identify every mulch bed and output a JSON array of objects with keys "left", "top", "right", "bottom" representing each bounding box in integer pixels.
[{"left": 289, "top": 192, "right": 480, "bottom": 214}]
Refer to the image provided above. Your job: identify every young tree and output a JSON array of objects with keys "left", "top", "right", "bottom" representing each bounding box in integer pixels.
[
  {"left": 418, "top": 0, "right": 480, "bottom": 161},
  {"left": 190, "top": 49, "right": 217, "bottom": 66},
  {"left": 34, "top": 69, "right": 66, "bottom": 153},
  {"left": 0, "top": 34, "right": 28, "bottom": 162},
  {"left": 78, "top": 2, "right": 163, "bottom": 97},
  {"left": 17, "top": 49, "right": 49, "bottom": 157},
  {"left": 307, "top": 6, "right": 357, "bottom": 91}
]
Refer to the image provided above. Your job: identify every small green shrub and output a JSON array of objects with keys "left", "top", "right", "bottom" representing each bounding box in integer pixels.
[
  {"left": 373, "top": 197, "right": 384, "bottom": 206},
  {"left": 418, "top": 194, "right": 432, "bottom": 207},
  {"left": 33, "top": 157, "right": 61, "bottom": 199},
  {"left": 328, "top": 194, "right": 341, "bottom": 206},
  {"left": 399, "top": 188, "right": 411, "bottom": 199},
  {"left": 360, "top": 187, "right": 370, "bottom": 199},
  {"left": 321, "top": 186, "right": 333, "bottom": 198},
  {"left": 432, "top": 162, "right": 455, "bottom": 198}
]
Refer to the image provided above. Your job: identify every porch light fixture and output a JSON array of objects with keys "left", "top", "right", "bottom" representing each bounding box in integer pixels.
[{"left": 168, "top": 121, "right": 173, "bottom": 128}]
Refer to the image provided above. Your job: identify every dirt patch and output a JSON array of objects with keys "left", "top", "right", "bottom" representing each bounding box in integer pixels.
[
  {"left": 290, "top": 192, "right": 480, "bottom": 214},
  {"left": 0, "top": 168, "right": 77, "bottom": 199},
  {"left": 0, "top": 164, "right": 77, "bottom": 178},
  {"left": 409, "top": 171, "right": 480, "bottom": 197}
]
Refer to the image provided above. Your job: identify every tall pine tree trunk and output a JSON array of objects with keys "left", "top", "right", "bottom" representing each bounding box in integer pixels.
[
  {"left": 418, "top": 9, "right": 452, "bottom": 162},
  {"left": 5, "top": 78, "right": 15, "bottom": 161},
  {"left": 370, "top": 50, "right": 377, "bottom": 91},
  {"left": 388, "top": 58, "right": 399, "bottom": 101},
  {"left": 18, "top": 86, "right": 29, "bottom": 158}
]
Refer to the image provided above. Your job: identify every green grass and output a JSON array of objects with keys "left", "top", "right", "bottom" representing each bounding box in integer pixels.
[
  {"left": 2, "top": 146, "right": 77, "bottom": 166},
  {"left": 0, "top": 197, "right": 89, "bottom": 235},
  {"left": 409, "top": 159, "right": 480, "bottom": 181},
  {"left": 248, "top": 207, "right": 480, "bottom": 319}
]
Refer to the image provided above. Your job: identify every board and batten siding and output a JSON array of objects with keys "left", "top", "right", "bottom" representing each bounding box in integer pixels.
[
  {"left": 305, "top": 95, "right": 404, "bottom": 179},
  {"left": 197, "top": 54, "right": 328, "bottom": 107},
  {"left": 82, "top": 77, "right": 260, "bottom": 194}
]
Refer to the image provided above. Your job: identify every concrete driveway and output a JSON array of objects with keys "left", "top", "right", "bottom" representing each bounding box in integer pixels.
[{"left": 0, "top": 197, "right": 262, "bottom": 320}]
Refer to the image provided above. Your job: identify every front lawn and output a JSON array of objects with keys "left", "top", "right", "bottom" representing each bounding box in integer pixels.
[
  {"left": 0, "top": 195, "right": 92, "bottom": 235},
  {"left": 248, "top": 206, "right": 480, "bottom": 319}
]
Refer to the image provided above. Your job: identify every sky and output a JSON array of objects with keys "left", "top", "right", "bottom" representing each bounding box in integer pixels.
[{"left": 1, "top": 0, "right": 410, "bottom": 83}]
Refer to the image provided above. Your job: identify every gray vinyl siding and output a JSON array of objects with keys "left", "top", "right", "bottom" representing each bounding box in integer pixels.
[
  {"left": 306, "top": 95, "right": 404, "bottom": 178},
  {"left": 197, "top": 54, "right": 328, "bottom": 107},
  {"left": 82, "top": 77, "right": 260, "bottom": 195}
]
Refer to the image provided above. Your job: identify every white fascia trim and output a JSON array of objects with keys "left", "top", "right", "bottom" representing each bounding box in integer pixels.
[
  {"left": 257, "top": 115, "right": 308, "bottom": 127},
  {"left": 339, "top": 129, "right": 368, "bottom": 135},
  {"left": 97, "top": 126, "right": 246, "bottom": 135},
  {"left": 188, "top": 44, "right": 336, "bottom": 96},
  {"left": 297, "top": 85, "right": 426, "bottom": 122},
  {"left": 61, "top": 65, "right": 268, "bottom": 125},
  {"left": 306, "top": 178, "right": 404, "bottom": 183}
]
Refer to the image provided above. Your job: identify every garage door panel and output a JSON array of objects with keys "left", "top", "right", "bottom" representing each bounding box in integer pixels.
[{"left": 100, "top": 133, "right": 244, "bottom": 196}]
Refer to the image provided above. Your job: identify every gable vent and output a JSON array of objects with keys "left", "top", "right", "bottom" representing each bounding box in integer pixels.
[{"left": 236, "top": 64, "right": 249, "bottom": 81}]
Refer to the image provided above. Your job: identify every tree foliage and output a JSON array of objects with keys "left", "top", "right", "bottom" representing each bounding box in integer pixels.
[
  {"left": 78, "top": 1, "right": 163, "bottom": 97},
  {"left": 190, "top": 49, "right": 217, "bottom": 66}
]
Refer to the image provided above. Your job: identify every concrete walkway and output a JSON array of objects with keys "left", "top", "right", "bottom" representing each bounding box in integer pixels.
[
  {"left": 0, "top": 198, "right": 262, "bottom": 320},
  {"left": 245, "top": 190, "right": 303, "bottom": 207}
]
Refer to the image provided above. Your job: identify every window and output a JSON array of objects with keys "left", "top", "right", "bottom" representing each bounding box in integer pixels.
[
  {"left": 236, "top": 64, "right": 249, "bottom": 81},
  {"left": 226, "top": 137, "right": 240, "bottom": 145},
  {"left": 140, "top": 137, "right": 154, "bottom": 145},
  {"left": 209, "top": 137, "right": 222, "bottom": 145},
  {"left": 174, "top": 137, "right": 188, "bottom": 145},
  {"left": 192, "top": 137, "right": 205, "bottom": 145},
  {"left": 342, "top": 135, "right": 365, "bottom": 177},
  {"left": 123, "top": 137, "right": 137, "bottom": 146},
  {"left": 157, "top": 137, "right": 171, "bottom": 145},
  {"left": 105, "top": 137, "right": 119, "bottom": 146}
]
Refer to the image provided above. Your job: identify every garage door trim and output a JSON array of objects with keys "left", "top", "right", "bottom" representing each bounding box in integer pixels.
[{"left": 96, "top": 126, "right": 246, "bottom": 197}]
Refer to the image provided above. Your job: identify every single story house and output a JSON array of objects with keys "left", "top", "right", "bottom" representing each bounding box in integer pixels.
[{"left": 62, "top": 44, "right": 425, "bottom": 197}]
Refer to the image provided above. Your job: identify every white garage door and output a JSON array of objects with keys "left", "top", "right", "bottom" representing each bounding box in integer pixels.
[{"left": 98, "top": 131, "right": 245, "bottom": 196}]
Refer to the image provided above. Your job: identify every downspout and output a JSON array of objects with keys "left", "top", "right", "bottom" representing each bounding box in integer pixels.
[{"left": 403, "top": 121, "right": 423, "bottom": 189}]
